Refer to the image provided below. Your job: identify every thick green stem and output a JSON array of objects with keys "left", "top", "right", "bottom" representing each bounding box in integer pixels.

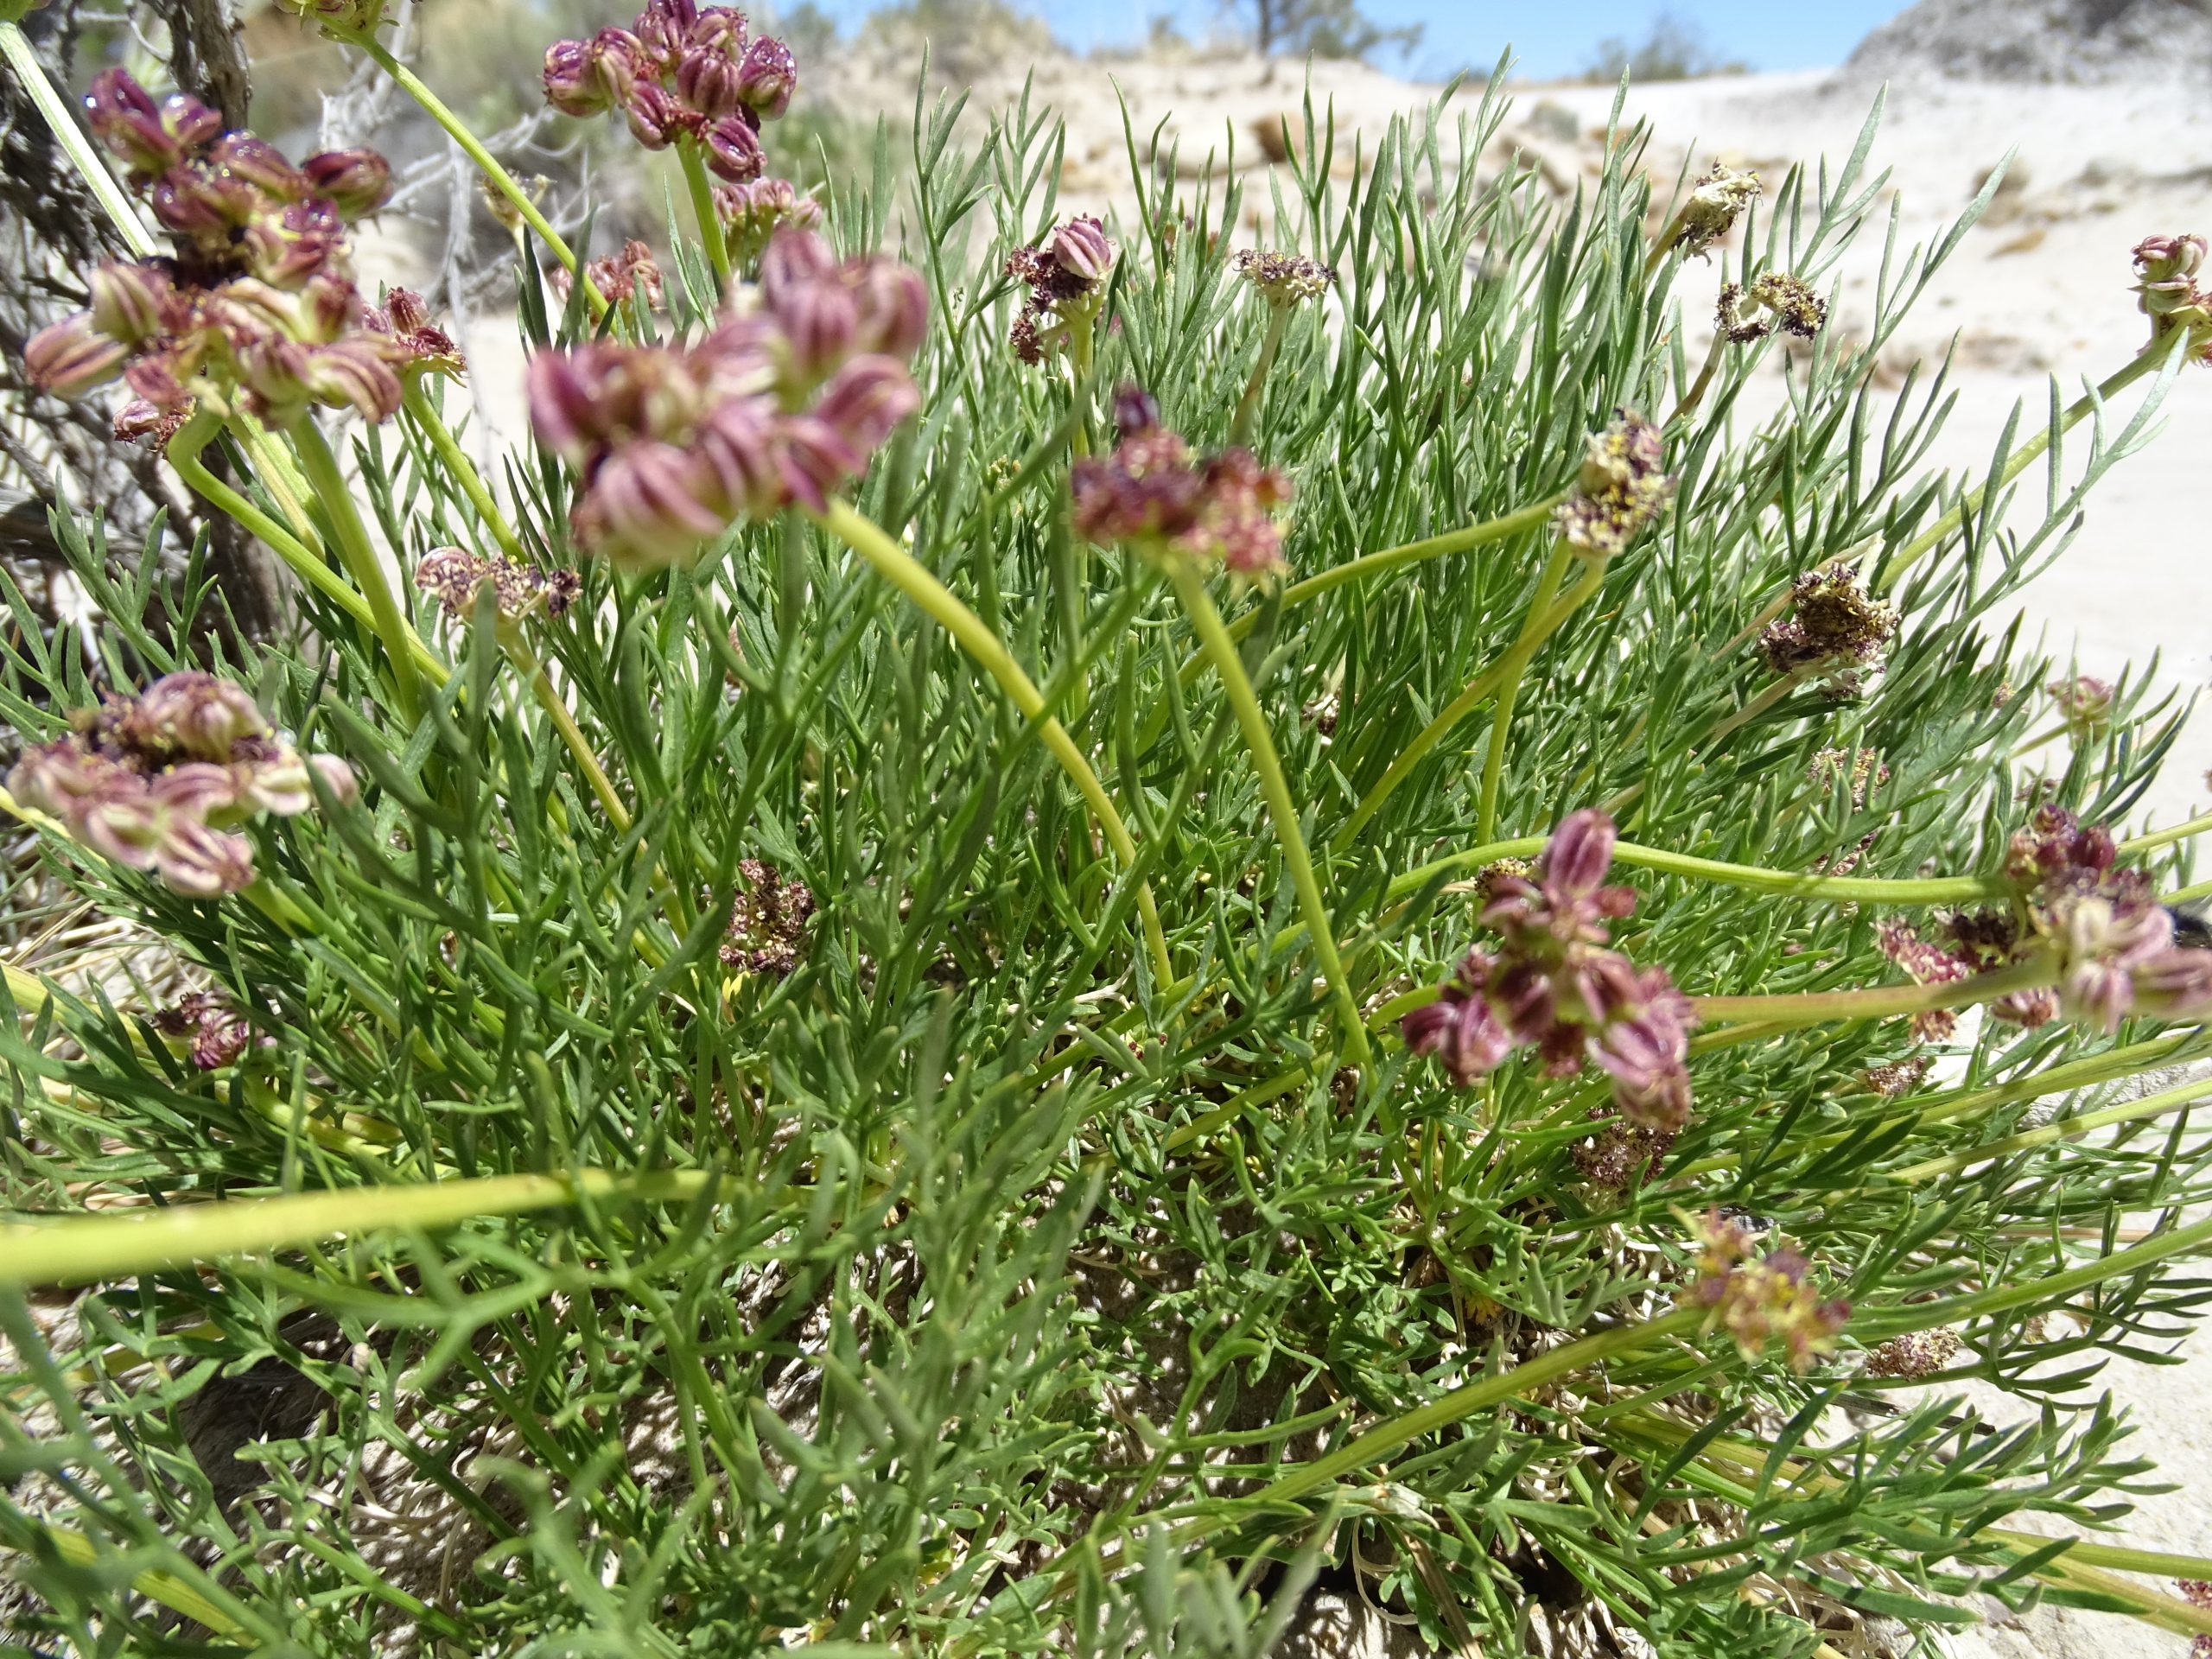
[
  {"left": 1701, "top": 671, "right": 1803, "bottom": 749},
  {"left": 0, "top": 22, "right": 157, "bottom": 257},
  {"left": 1476, "top": 539, "right": 1578, "bottom": 842},
  {"left": 2122, "top": 809, "right": 2212, "bottom": 855},
  {"left": 817, "top": 500, "right": 1173, "bottom": 986},
  {"left": 1065, "top": 308, "right": 1096, "bottom": 458},
  {"left": 335, "top": 28, "right": 605, "bottom": 321},
  {"left": 1693, "top": 955, "right": 2055, "bottom": 1030},
  {"left": 289, "top": 416, "right": 424, "bottom": 724},
  {"left": 0, "top": 1166, "right": 733, "bottom": 1289},
  {"left": 1229, "top": 305, "right": 1288, "bottom": 449},
  {"left": 403, "top": 382, "right": 525, "bottom": 560},
  {"left": 677, "top": 140, "right": 734, "bottom": 291},
  {"left": 1170, "top": 562, "right": 1369, "bottom": 1065}
]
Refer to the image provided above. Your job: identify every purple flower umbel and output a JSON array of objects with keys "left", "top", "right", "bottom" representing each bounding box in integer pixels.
[
  {"left": 1401, "top": 810, "right": 1697, "bottom": 1135},
  {"left": 24, "top": 72, "right": 450, "bottom": 432},
  {"left": 1070, "top": 388, "right": 1291, "bottom": 579},
  {"left": 8, "top": 671, "right": 355, "bottom": 897},
  {"left": 528, "top": 227, "right": 925, "bottom": 567},
  {"left": 542, "top": 1, "right": 795, "bottom": 186}
]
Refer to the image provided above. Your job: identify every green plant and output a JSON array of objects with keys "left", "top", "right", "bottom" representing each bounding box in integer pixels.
[{"left": 1, "top": 5, "right": 2211, "bottom": 1655}]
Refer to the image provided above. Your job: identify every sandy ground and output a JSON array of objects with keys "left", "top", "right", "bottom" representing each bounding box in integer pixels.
[{"left": 372, "top": 55, "right": 2210, "bottom": 1655}]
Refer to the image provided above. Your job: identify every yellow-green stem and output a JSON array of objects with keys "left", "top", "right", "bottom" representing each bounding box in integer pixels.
[
  {"left": 0, "top": 1166, "right": 732, "bottom": 1289},
  {"left": 0, "top": 22, "right": 158, "bottom": 257},
  {"left": 228, "top": 411, "right": 321, "bottom": 545},
  {"left": 503, "top": 632, "right": 630, "bottom": 831},
  {"left": 336, "top": 27, "right": 606, "bottom": 321},
  {"left": 1066, "top": 308, "right": 1096, "bottom": 458},
  {"left": 1226, "top": 494, "right": 1567, "bottom": 646},
  {"left": 1229, "top": 304, "right": 1288, "bottom": 449},
  {"left": 1693, "top": 955, "right": 2055, "bottom": 1030},
  {"left": 817, "top": 499, "right": 1173, "bottom": 985},
  {"left": 403, "top": 382, "right": 525, "bottom": 560},
  {"left": 677, "top": 140, "right": 734, "bottom": 291},
  {"left": 289, "top": 416, "right": 424, "bottom": 724},
  {"left": 1332, "top": 568, "right": 1601, "bottom": 853},
  {"left": 1888, "top": 1074, "right": 2212, "bottom": 1183},
  {"left": 1476, "top": 538, "right": 1579, "bottom": 841},
  {"left": 1170, "top": 561, "right": 1370, "bottom": 1065},
  {"left": 1701, "top": 671, "right": 1803, "bottom": 749},
  {"left": 169, "top": 413, "right": 447, "bottom": 685},
  {"left": 2122, "top": 808, "right": 2212, "bottom": 855}
]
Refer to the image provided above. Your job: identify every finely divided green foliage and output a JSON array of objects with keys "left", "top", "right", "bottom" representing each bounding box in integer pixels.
[{"left": 1, "top": 60, "right": 2209, "bottom": 1659}]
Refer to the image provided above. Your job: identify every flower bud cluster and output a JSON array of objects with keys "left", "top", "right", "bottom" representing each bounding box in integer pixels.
[
  {"left": 1070, "top": 387, "right": 1291, "bottom": 578},
  {"left": 1717, "top": 271, "right": 1827, "bottom": 345},
  {"left": 273, "top": 0, "right": 399, "bottom": 29},
  {"left": 1681, "top": 1210, "right": 1850, "bottom": 1372},
  {"left": 2045, "top": 673, "right": 2115, "bottom": 741},
  {"left": 24, "top": 71, "right": 449, "bottom": 430},
  {"left": 2131, "top": 233, "right": 2212, "bottom": 361},
  {"left": 1007, "top": 217, "right": 1116, "bottom": 364},
  {"left": 150, "top": 990, "right": 260, "bottom": 1071},
  {"left": 715, "top": 177, "right": 821, "bottom": 266},
  {"left": 415, "top": 547, "right": 582, "bottom": 625},
  {"left": 1673, "top": 162, "right": 1761, "bottom": 257},
  {"left": 1758, "top": 563, "right": 1898, "bottom": 696},
  {"left": 1554, "top": 410, "right": 1675, "bottom": 559},
  {"left": 553, "top": 240, "right": 665, "bottom": 312},
  {"left": 721, "top": 859, "right": 815, "bottom": 976},
  {"left": 1878, "top": 803, "right": 2212, "bottom": 1040},
  {"left": 528, "top": 228, "right": 925, "bottom": 567},
  {"left": 543, "top": 0, "right": 794, "bottom": 184},
  {"left": 1401, "top": 810, "right": 1697, "bottom": 1133},
  {"left": 1570, "top": 1107, "right": 1675, "bottom": 1188},
  {"left": 1232, "top": 249, "right": 1333, "bottom": 308},
  {"left": 7, "top": 672, "right": 356, "bottom": 897}
]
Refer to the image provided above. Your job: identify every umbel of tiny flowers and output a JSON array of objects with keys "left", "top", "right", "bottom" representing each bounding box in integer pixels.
[
  {"left": 720, "top": 859, "right": 816, "bottom": 977},
  {"left": 2046, "top": 672, "right": 2116, "bottom": 741},
  {"left": 553, "top": 240, "right": 665, "bottom": 312},
  {"left": 1007, "top": 216, "right": 1116, "bottom": 365},
  {"left": 6, "top": 672, "right": 356, "bottom": 897},
  {"left": 542, "top": 0, "right": 794, "bottom": 184},
  {"left": 150, "top": 991, "right": 261, "bottom": 1071},
  {"left": 1552, "top": 410, "right": 1675, "bottom": 559},
  {"left": 715, "top": 177, "right": 822, "bottom": 267},
  {"left": 2132, "top": 233, "right": 2212, "bottom": 361},
  {"left": 1680, "top": 1210, "right": 1851, "bottom": 1372},
  {"left": 1672, "top": 162, "right": 1761, "bottom": 257},
  {"left": 22, "top": 70, "right": 454, "bottom": 430},
  {"left": 415, "top": 547, "right": 582, "bottom": 627},
  {"left": 2175, "top": 1580, "right": 2212, "bottom": 1659},
  {"left": 1070, "top": 387, "right": 1292, "bottom": 580},
  {"left": 1878, "top": 803, "right": 2212, "bottom": 1041},
  {"left": 528, "top": 226, "right": 926, "bottom": 568},
  {"left": 1401, "top": 810, "right": 1698, "bottom": 1134},
  {"left": 1232, "top": 249, "right": 1333, "bottom": 308},
  {"left": 1758, "top": 563, "right": 1899, "bottom": 697},
  {"left": 1717, "top": 270, "right": 1827, "bottom": 344}
]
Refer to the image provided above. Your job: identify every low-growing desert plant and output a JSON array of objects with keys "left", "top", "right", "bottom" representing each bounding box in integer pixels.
[{"left": 1, "top": 3, "right": 2210, "bottom": 1655}]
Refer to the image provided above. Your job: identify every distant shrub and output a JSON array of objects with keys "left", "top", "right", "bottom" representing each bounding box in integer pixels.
[{"left": 1582, "top": 8, "right": 1748, "bottom": 81}]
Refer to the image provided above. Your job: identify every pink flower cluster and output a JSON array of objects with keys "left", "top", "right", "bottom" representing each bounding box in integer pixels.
[
  {"left": 1879, "top": 804, "right": 2212, "bottom": 1039},
  {"left": 151, "top": 991, "right": 259, "bottom": 1071},
  {"left": 7, "top": 672, "right": 355, "bottom": 897},
  {"left": 528, "top": 227, "right": 925, "bottom": 567},
  {"left": 553, "top": 240, "right": 666, "bottom": 312},
  {"left": 715, "top": 177, "right": 822, "bottom": 265},
  {"left": 543, "top": 0, "right": 793, "bottom": 184},
  {"left": 23, "top": 71, "right": 452, "bottom": 432},
  {"left": 1007, "top": 217, "right": 1114, "bottom": 364},
  {"left": 2132, "top": 234, "right": 2212, "bottom": 362},
  {"left": 1400, "top": 810, "right": 1697, "bottom": 1133},
  {"left": 1681, "top": 1210, "right": 1851, "bottom": 1372},
  {"left": 1071, "top": 387, "right": 1290, "bottom": 578}
]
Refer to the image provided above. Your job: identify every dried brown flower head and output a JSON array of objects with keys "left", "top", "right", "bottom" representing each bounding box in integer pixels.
[
  {"left": 721, "top": 859, "right": 816, "bottom": 976},
  {"left": 1758, "top": 564, "right": 1898, "bottom": 686},
  {"left": 1553, "top": 410, "right": 1675, "bottom": 558},
  {"left": 1718, "top": 270, "right": 1827, "bottom": 344},
  {"left": 415, "top": 548, "right": 582, "bottom": 624},
  {"left": 1860, "top": 1326, "right": 1961, "bottom": 1379},
  {"left": 1232, "top": 249, "right": 1333, "bottom": 308}
]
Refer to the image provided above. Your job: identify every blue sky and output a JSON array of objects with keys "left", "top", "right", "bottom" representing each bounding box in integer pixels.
[{"left": 817, "top": 2, "right": 1910, "bottom": 80}]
